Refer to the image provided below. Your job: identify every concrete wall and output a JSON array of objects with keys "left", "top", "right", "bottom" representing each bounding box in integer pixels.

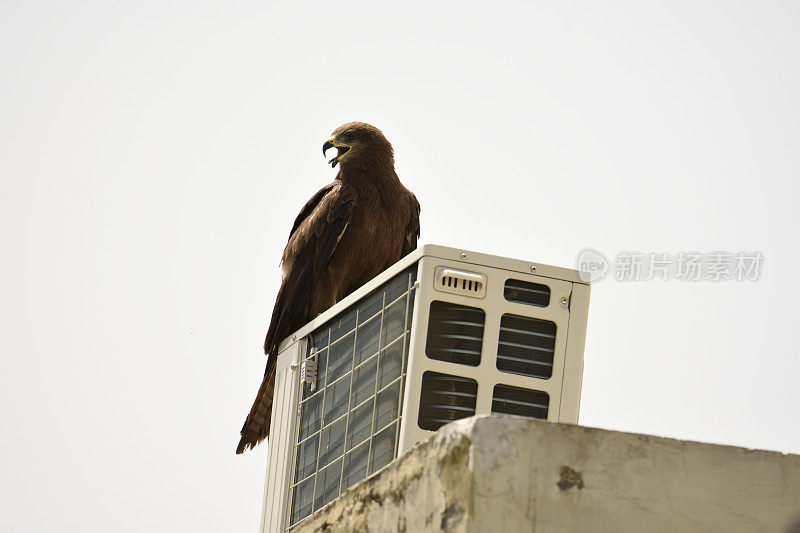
[{"left": 292, "top": 416, "right": 800, "bottom": 533}]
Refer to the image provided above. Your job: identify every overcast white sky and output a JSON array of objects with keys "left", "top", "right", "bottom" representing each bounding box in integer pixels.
[{"left": 2, "top": 1, "right": 799, "bottom": 531}]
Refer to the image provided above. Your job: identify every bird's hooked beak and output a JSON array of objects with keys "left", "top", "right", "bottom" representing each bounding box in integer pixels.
[{"left": 322, "top": 136, "right": 351, "bottom": 168}]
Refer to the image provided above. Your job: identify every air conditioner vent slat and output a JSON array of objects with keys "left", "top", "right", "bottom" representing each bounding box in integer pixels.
[
  {"left": 498, "top": 341, "right": 554, "bottom": 353},
  {"left": 435, "top": 333, "right": 484, "bottom": 342},
  {"left": 495, "top": 397, "right": 548, "bottom": 410},
  {"left": 424, "top": 403, "right": 476, "bottom": 413},
  {"left": 436, "top": 318, "right": 485, "bottom": 328},
  {"left": 423, "top": 390, "right": 478, "bottom": 401},
  {"left": 497, "top": 314, "right": 556, "bottom": 379},
  {"left": 430, "top": 347, "right": 484, "bottom": 358},
  {"left": 504, "top": 324, "right": 555, "bottom": 339},
  {"left": 501, "top": 314, "right": 557, "bottom": 335},
  {"left": 496, "top": 352, "right": 554, "bottom": 365}
]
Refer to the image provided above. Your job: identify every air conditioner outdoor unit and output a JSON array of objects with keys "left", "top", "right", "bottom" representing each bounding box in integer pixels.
[{"left": 260, "top": 244, "right": 591, "bottom": 532}]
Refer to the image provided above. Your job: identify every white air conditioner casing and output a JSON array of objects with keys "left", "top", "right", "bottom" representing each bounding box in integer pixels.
[{"left": 259, "top": 244, "right": 591, "bottom": 532}]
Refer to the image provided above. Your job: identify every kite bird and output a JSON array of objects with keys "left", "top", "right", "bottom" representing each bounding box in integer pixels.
[{"left": 237, "top": 122, "right": 420, "bottom": 454}]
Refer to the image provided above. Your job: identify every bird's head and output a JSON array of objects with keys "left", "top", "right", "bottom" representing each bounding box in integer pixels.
[{"left": 322, "top": 122, "right": 393, "bottom": 170}]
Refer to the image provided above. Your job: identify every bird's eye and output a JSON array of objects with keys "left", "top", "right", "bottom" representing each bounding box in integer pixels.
[{"left": 345, "top": 132, "right": 355, "bottom": 142}]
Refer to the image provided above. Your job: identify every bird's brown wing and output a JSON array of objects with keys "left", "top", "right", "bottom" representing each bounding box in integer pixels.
[
  {"left": 403, "top": 191, "right": 421, "bottom": 256},
  {"left": 287, "top": 182, "right": 338, "bottom": 242},
  {"left": 237, "top": 182, "right": 357, "bottom": 454}
]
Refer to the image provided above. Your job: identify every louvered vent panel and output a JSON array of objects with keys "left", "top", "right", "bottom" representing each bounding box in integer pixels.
[
  {"left": 492, "top": 384, "right": 549, "bottom": 419},
  {"left": 497, "top": 314, "right": 556, "bottom": 379},
  {"left": 504, "top": 279, "right": 551, "bottom": 307},
  {"left": 418, "top": 371, "right": 478, "bottom": 431},
  {"left": 425, "top": 301, "right": 485, "bottom": 366},
  {"left": 434, "top": 267, "right": 487, "bottom": 298}
]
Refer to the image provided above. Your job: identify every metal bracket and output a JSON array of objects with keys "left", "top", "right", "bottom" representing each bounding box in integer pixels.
[{"left": 301, "top": 351, "right": 318, "bottom": 392}]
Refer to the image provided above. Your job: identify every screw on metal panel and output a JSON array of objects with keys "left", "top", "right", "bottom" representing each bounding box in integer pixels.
[
  {"left": 530, "top": 265, "right": 537, "bottom": 272},
  {"left": 460, "top": 252, "right": 467, "bottom": 259},
  {"left": 560, "top": 296, "right": 569, "bottom": 306},
  {"left": 292, "top": 335, "right": 297, "bottom": 341},
  {"left": 290, "top": 363, "right": 298, "bottom": 371}
]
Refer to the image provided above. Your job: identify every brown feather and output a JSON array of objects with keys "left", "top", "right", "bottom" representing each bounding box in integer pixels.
[{"left": 237, "top": 122, "right": 420, "bottom": 454}]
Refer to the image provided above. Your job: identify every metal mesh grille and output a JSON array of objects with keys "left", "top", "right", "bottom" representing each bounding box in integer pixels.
[
  {"left": 496, "top": 314, "right": 556, "bottom": 379},
  {"left": 504, "top": 278, "right": 551, "bottom": 307},
  {"left": 425, "top": 301, "right": 485, "bottom": 366},
  {"left": 417, "top": 371, "right": 478, "bottom": 431},
  {"left": 492, "top": 384, "right": 549, "bottom": 419},
  {"left": 288, "top": 267, "right": 416, "bottom": 527}
]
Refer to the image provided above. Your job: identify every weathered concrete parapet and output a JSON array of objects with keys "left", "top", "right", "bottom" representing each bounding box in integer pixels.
[{"left": 293, "top": 416, "right": 800, "bottom": 532}]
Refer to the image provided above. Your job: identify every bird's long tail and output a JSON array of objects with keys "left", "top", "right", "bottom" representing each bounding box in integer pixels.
[{"left": 236, "top": 360, "right": 277, "bottom": 454}]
